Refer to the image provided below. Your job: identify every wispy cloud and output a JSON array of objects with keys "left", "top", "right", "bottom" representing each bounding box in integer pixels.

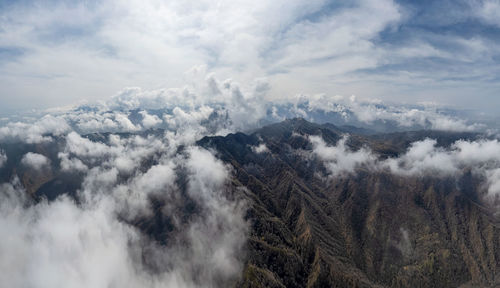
[{"left": 1, "top": 0, "right": 499, "bottom": 112}]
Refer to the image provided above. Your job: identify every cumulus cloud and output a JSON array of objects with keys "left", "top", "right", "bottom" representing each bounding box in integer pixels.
[
  {"left": 58, "top": 152, "right": 88, "bottom": 173},
  {"left": 310, "top": 135, "right": 376, "bottom": 177},
  {"left": 63, "top": 72, "right": 487, "bottom": 135},
  {"left": 0, "top": 55, "right": 496, "bottom": 288},
  {"left": 0, "top": 192, "right": 148, "bottom": 288},
  {"left": 60, "top": 132, "right": 166, "bottom": 175},
  {"left": 139, "top": 111, "right": 162, "bottom": 129},
  {"left": 252, "top": 143, "right": 269, "bottom": 154},
  {"left": 0, "top": 68, "right": 488, "bottom": 142},
  {"left": 112, "top": 163, "right": 177, "bottom": 219},
  {"left": 380, "top": 138, "right": 500, "bottom": 180},
  {"left": 21, "top": 152, "right": 50, "bottom": 171},
  {"left": 64, "top": 132, "right": 116, "bottom": 160},
  {"left": 106, "top": 75, "right": 271, "bottom": 131},
  {"left": 0, "top": 0, "right": 500, "bottom": 115},
  {"left": 310, "top": 133, "right": 500, "bottom": 199},
  {"left": 0, "top": 112, "right": 247, "bottom": 288},
  {"left": 114, "top": 112, "right": 141, "bottom": 132},
  {"left": 289, "top": 94, "right": 483, "bottom": 132},
  {"left": 380, "top": 137, "right": 500, "bottom": 200},
  {"left": 0, "top": 115, "right": 70, "bottom": 143},
  {"left": 382, "top": 139, "right": 458, "bottom": 176}
]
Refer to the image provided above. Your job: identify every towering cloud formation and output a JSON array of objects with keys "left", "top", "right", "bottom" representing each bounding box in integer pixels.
[{"left": 0, "top": 72, "right": 487, "bottom": 148}]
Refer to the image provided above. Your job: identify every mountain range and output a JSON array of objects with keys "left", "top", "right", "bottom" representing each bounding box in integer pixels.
[{"left": 0, "top": 118, "right": 498, "bottom": 287}]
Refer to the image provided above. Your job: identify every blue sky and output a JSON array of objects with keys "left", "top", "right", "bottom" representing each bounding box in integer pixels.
[{"left": 0, "top": 0, "right": 499, "bottom": 113}]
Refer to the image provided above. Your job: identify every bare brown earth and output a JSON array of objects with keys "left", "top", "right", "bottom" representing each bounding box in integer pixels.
[
  {"left": 3, "top": 119, "right": 499, "bottom": 287},
  {"left": 199, "top": 118, "right": 500, "bottom": 287}
]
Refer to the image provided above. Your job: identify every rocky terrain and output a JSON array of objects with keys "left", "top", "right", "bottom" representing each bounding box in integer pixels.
[
  {"left": 198, "top": 118, "right": 499, "bottom": 287},
  {"left": 1, "top": 118, "right": 499, "bottom": 287}
]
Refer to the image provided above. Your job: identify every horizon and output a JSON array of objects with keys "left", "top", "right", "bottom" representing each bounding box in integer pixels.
[
  {"left": 2, "top": 1, "right": 500, "bottom": 287},
  {"left": 0, "top": 0, "right": 499, "bottom": 114}
]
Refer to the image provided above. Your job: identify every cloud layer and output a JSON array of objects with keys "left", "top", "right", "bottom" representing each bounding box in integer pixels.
[
  {"left": 0, "top": 114, "right": 247, "bottom": 287},
  {"left": 1, "top": 0, "right": 499, "bottom": 112},
  {"left": 0, "top": 89, "right": 498, "bottom": 287},
  {"left": 0, "top": 1, "right": 499, "bottom": 286},
  {"left": 0, "top": 70, "right": 489, "bottom": 149},
  {"left": 310, "top": 134, "right": 500, "bottom": 199}
]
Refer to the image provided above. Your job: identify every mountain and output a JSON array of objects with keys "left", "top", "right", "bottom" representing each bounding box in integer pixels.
[
  {"left": 0, "top": 118, "right": 497, "bottom": 287},
  {"left": 198, "top": 118, "right": 497, "bottom": 287}
]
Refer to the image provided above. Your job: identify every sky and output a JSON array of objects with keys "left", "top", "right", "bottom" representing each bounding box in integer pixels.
[
  {"left": 0, "top": 0, "right": 499, "bottom": 113},
  {"left": 1, "top": 2, "right": 500, "bottom": 286}
]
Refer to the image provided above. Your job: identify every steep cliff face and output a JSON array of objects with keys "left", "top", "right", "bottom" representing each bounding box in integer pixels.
[{"left": 199, "top": 118, "right": 499, "bottom": 287}]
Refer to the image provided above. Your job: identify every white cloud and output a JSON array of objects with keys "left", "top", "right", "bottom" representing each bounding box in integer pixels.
[
  {"left": 309, "top": 134, "right": 500, "bottom": 199},
  {"left": 0, "top": 115, "right": 70, "bottom": 143},
  {"left": 382, "top": 138, "right": 500, "bottom": 198},
  {"left": 113, "top": 163, "right": 177, "bottom": 219},
  {"left": 21, "top": 152, "right": 50, "bottom": 171},
  {"left": 252, "top": 143, "right": 269, "bottom": 154},
  {"left": 0, "top": 0, "right": 499, "bottom": 113},
  {"left": 0, "top": 150, "right": 6, "bottom": 168},
  {"left": 270, "top": 0, "right": 400, "bottom": 70},
  {"left": 382, "top": 139, "right": 458, "bottom": 175},
  {"left": 485, "top": 168, "right": 500, "bottom": 196},
  {"left": 345, "top": 97, "right": 481, "bottom": 131},
  {"left": 58, "top": 152, "right": 88, "bottom": 173},
  {"left": 0, "top": 110, "right": 248, "bottom": 287},
  {"left": 139, "top": 111, "right": 162, "bottom": 129},
  {"left": 0, "top": 0, "right": 405, "bottom": 112},
  {"left": 0, "top": 180, "right": 160, "bottom": 288},
  {"left": 64, "top": 132, "right": 115, "bottom": 160},
  {"left": 182, "top": 146, "right": 247, "bottom": 282},
  {"left": 310, "top": 135, "right": 376, "bottom": 176},
  {"left": 114, "top": 112, "right": 141, "bottom": 132},
  {"left": 474, "top": 0, "right": 500, "bottom": 27}
]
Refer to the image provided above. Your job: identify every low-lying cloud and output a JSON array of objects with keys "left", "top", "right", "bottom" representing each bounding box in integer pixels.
[
  {"left": 0, "top": 71, "right": 490, "bottom": 149},
  {"left": 310, "top": 134, "right": 500, "bottom": 198},
  {"left": 0, "top": 114, "right": 247, "bottom": 287},
  {"left": 0, "top": 115, "right": 70, "bottom": 143},
  {"left": 21, "top": 152, "right": 51, "bottom": 171},
  {"left": 310, "top": 135, "right": 376, "bottom": 177},
  {"left": 0, "top": 150, "right": 6, "bottom": 168},
  {"left": 0, "top": 73, "right": 498, "bottom": 287}
]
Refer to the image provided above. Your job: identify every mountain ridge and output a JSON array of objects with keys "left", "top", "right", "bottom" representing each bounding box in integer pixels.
[
  {"left": 0, "top": 118, "right": 497, "bottom": 287},
  {"left": 198, "top": 118, "right": 499, "bottom": 287}
]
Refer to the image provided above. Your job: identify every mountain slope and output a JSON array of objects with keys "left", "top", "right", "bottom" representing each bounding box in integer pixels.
[
  {"left": 199, "top": 118, "right": 499, "bottom": 287},
  {"left": 2, "top": 118, "right": 497, "bottom": 287}
]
